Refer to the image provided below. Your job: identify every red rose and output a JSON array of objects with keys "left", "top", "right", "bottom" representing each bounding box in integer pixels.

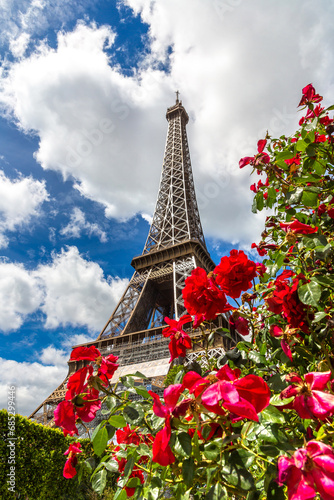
[
  {"left": 280, "top": 220, "right": 318, "bottom": 235},
  {"left": 63, "top": 442, "right": 82, "bottom": 478},
  {"left": 182, "top": 268, "right": 233, "bottom": 320},
  {"left": 278, "top": 441, "right": 334, "bottom": 500},
  {"left": 239, "top": 139, "right": 269, "bottom": 169},
  {"left": 214, "top": 250, "right": 257, "bottom": 299},
  {"left": 163, "top": 315, "right": 192, "bottom": 362},
  {"left": 280, "top": 371, "right": 334, "bottom": 420},
  {"left": 298, "top": 83, "right": 323, "bottom": 106}
]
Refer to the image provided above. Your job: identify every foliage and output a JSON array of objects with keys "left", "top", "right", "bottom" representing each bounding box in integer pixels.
[
  {"left": 0, "top": 409, "right": 92, "bottom": 499},
  {"left": 57, "top": 84, "right": 334, "bottom": 499}
]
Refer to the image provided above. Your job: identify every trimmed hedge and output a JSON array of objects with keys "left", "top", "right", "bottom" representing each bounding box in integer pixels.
[{"left": 0, "top": 409, "right": 91, "bottom": 500}]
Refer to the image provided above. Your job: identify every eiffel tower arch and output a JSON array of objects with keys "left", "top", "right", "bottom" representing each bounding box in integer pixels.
[{"left": 29, "top": 95, "right": 237, "bottom": 426}]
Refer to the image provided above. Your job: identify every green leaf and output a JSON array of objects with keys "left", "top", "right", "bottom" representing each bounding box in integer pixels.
[
  {"left": 83, "top": 457, "right": 95, "bottom": 473},
  {"left": 203, "top": 439, "right": 223, "bottom": 460},
  {"left": 301, "top": 235, "right": 326, "bottom": 249},
  {"left": 92, "top": 426, "right": 109, "bottom": 456},
  {"left": 134, "top": 386, "right": 151, "bottom": 398},
  {"left": 257, "top": 193, "right": 264, "bottom": 211},
  {"left": 225, "top": 347, "right": 242, "bottom": 361},
  {"left": 105, "top": 395, "right": 118, "bottom": 411},
  {"left": 248, "top": 351, "right": 266, "bottom": 366},
  {"left": 91, "top": 468, "right": 107, "bottom": 495},
  {"left": 276, "top": 150, "right": 295, "bottom": 160},
  {"left": 216, "top": 327, "right": 230, "bottom": 334},
  {"left": 208, "top": 331, "right": 215, "bottom": 343},
  {"left": 126, "top": 476, "right": 141, "bottom": 489},
  {"left": 270, "top": 394, "right": 294, "bottom": 406},
  {"left": 205, "top": 466, "right": 219, "bottom": 490},
  {"left": 106, "top": 422, "right": 116, "bottom": 439},
  {"left": 313, "top": 275, "right": 334, "bottom": 289},
  {"left": 243, "top": 421, "right": 289, "bottom": 447},
  {"left": 121, "top": 375, "right": 135, "bottom": 388},
  {"left": 313, "top": 311, "right": 327, "bottom": 323},
  {"left": 298, "top": 281, "right": 322, "bottom": 307},
  {"left": 252, "top": 196, "right": 258, "bottom": 214},
  {"left": 124, "top": 404, "right": 144, "bottom": 425},
  {"left": 296, "top": 140, "right": 308, "bottom": 152},
  {"left": 113, "top": 488, "right": 128, "bottom": 500},
  {"left": 274, "top": 251, "right": 285, "bottom": 269},
  {"left": 177, "top": 432, "right": 192, "bottom": 457},
  {"left": 267, "top": 480, "right": 285, "bottom": 500},
  {"left": 150, "top": 476, "right": 162, "bottom": 490},
  {"left": 175, "top": 366, "right": 186, "bottom": 383},
  {"left": 129, "top": 371, "right": 147, "bottom": 379},
  {"left": 123, "top": 455, "right": 135, "bottom": 480},
  {"left": 316, "top": 243, "right": 334, "bottom": 260},
  {"left": 302, "top": 189, "right": 318, "bottom": 207},
  {"left": 260, "top": 405, "right": 285, "bottom": 424},
  {"left": 192, "top": 430, "right": 201, "bottom": 462},
  {"left": 151, "top": 413, "right": 164, "bottom": 431},
  {"left": 101, "top": 407, "right": 111, "bottom": 415},
  {"left": 108, "top": 414, "right": 127, "bottom": 428},
  {"left": 91, "top": 421, "right": 103, "bottom": 442},
  {"left": 285, "top": 187, "right": 303, "bottom": 204},
  {"left": 205, "top": 483, "right": 228, "bottom": 499},
  {"left": 222, "top": 450, "right": 255, "bottom": 491},
  {"left": 236, "top": 449, "right": 255, "bottom": 468},
  {"left": 246, "top": 491, "right": 261, "bottom": 500},
  {"left": 237, "top": 340, "right": 252, "bottom": 351},
  {"left": 306, "top": 144, "right": 316, "bottom": 157},
  {"left": 316, "top": 425, "right": 326, "bottom": 440},
  {"left": 266, "top": 373, "right": 287, "bottom": 392},
  {"left": 182, "top": 458, "right": 195, "bottom": 487},
  {"left": 259, "top": 444, "right": 280, "bottom": 457},
  {"left": 105, "top": 460, "right": 119, "bottom": 472},
  {"left": 313, "top": 160, "right": 326, "bottom": 176},
  {"left": 216, "top": 329, "right": 232, "bottom": 340},
  {"left": 294, "top": 345, "right": 314, "bottom": 362}
]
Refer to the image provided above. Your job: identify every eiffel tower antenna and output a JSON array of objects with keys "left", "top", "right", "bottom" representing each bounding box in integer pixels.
[{"left": 29, "top": 96, "right": 235, "bottom": 427}]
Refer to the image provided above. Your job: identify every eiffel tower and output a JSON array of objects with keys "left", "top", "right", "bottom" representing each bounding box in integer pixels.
[{"left": 29, "top": 94, "right": 235, "bottom": 426}]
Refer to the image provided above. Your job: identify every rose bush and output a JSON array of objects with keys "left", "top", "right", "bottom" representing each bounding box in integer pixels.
[{"left": 55, "top": 84, "right": 334, "bottom": 499}]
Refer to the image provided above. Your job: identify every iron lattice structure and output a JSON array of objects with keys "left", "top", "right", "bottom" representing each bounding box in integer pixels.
[
  {"left": 29, "top": 96, "right": 237, "bottom": 426},
  {"left": 98, "top": 98, "right": 212, "bottom": 338}
]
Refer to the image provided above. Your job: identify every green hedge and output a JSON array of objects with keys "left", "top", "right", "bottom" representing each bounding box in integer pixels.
[{"left": 0, "top": 409, "right": 92, "bottom": 500}]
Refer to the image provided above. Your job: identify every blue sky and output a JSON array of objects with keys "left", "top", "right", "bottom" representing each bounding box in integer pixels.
[{"left": 0, "top": 0, "right": 334, "bottom": 416}]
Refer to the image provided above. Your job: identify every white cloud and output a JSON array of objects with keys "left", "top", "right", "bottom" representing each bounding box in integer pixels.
[
  {"left": 60, "top": 207, "right": 108, "bottom": 242},
  {"left": 0, "top": 338, "right": 100, "bottom": 416},
  {"left": 38, "top": 345, "right": 69, "bottom": 366},
  {"left": 0, "top": 356, "right": 68, "bottom": 416},
  {"left": 0, "top": 243, "right": 128, "bottom": 415},
  {"left": 0, "top": 0, "right": 94, "bottom": 53},
  {"left": 0, "top": 170, "right": 49, "bottom": 247},
  {"left": 141, "top": 212, "right": 153, "bottom": 225},
  {"left": 1, "top": 4, "right": 334, "bottom": 248},
  {"left": 0, "top": 246, "right": 128, "bottom": 333},
  {"left": 9, "top": 31, "right": 30, "bottom": 57},
  {"left": 61, "top": 332, "right": 96, "bottom": 349},
  {"left": 35, "top": 246, "right": 128, "bottom": 331},
  {"left": 0, "top": 262, "right": 42, "bottom": 332}
]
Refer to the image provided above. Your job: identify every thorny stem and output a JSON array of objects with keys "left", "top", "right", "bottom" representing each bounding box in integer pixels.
[
  {"left": 144, "top": 414, "right": 154, "bottom": 434},
  {"left": 135, "top": 463, "right": 183, "bottom": 483},
  {"left": 321, "top": 340, "right": 334, "bottom": 377},
  {"left": 78, "top": 420, "right": 91, "bottom": 440},
  {"left": 240, "top": 442, "right": 272, "bottom": 466}
]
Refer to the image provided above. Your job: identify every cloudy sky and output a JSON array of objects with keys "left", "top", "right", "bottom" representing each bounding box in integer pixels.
[{"left": 0, "top": 0, "right": 334, "bottom": 417}]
